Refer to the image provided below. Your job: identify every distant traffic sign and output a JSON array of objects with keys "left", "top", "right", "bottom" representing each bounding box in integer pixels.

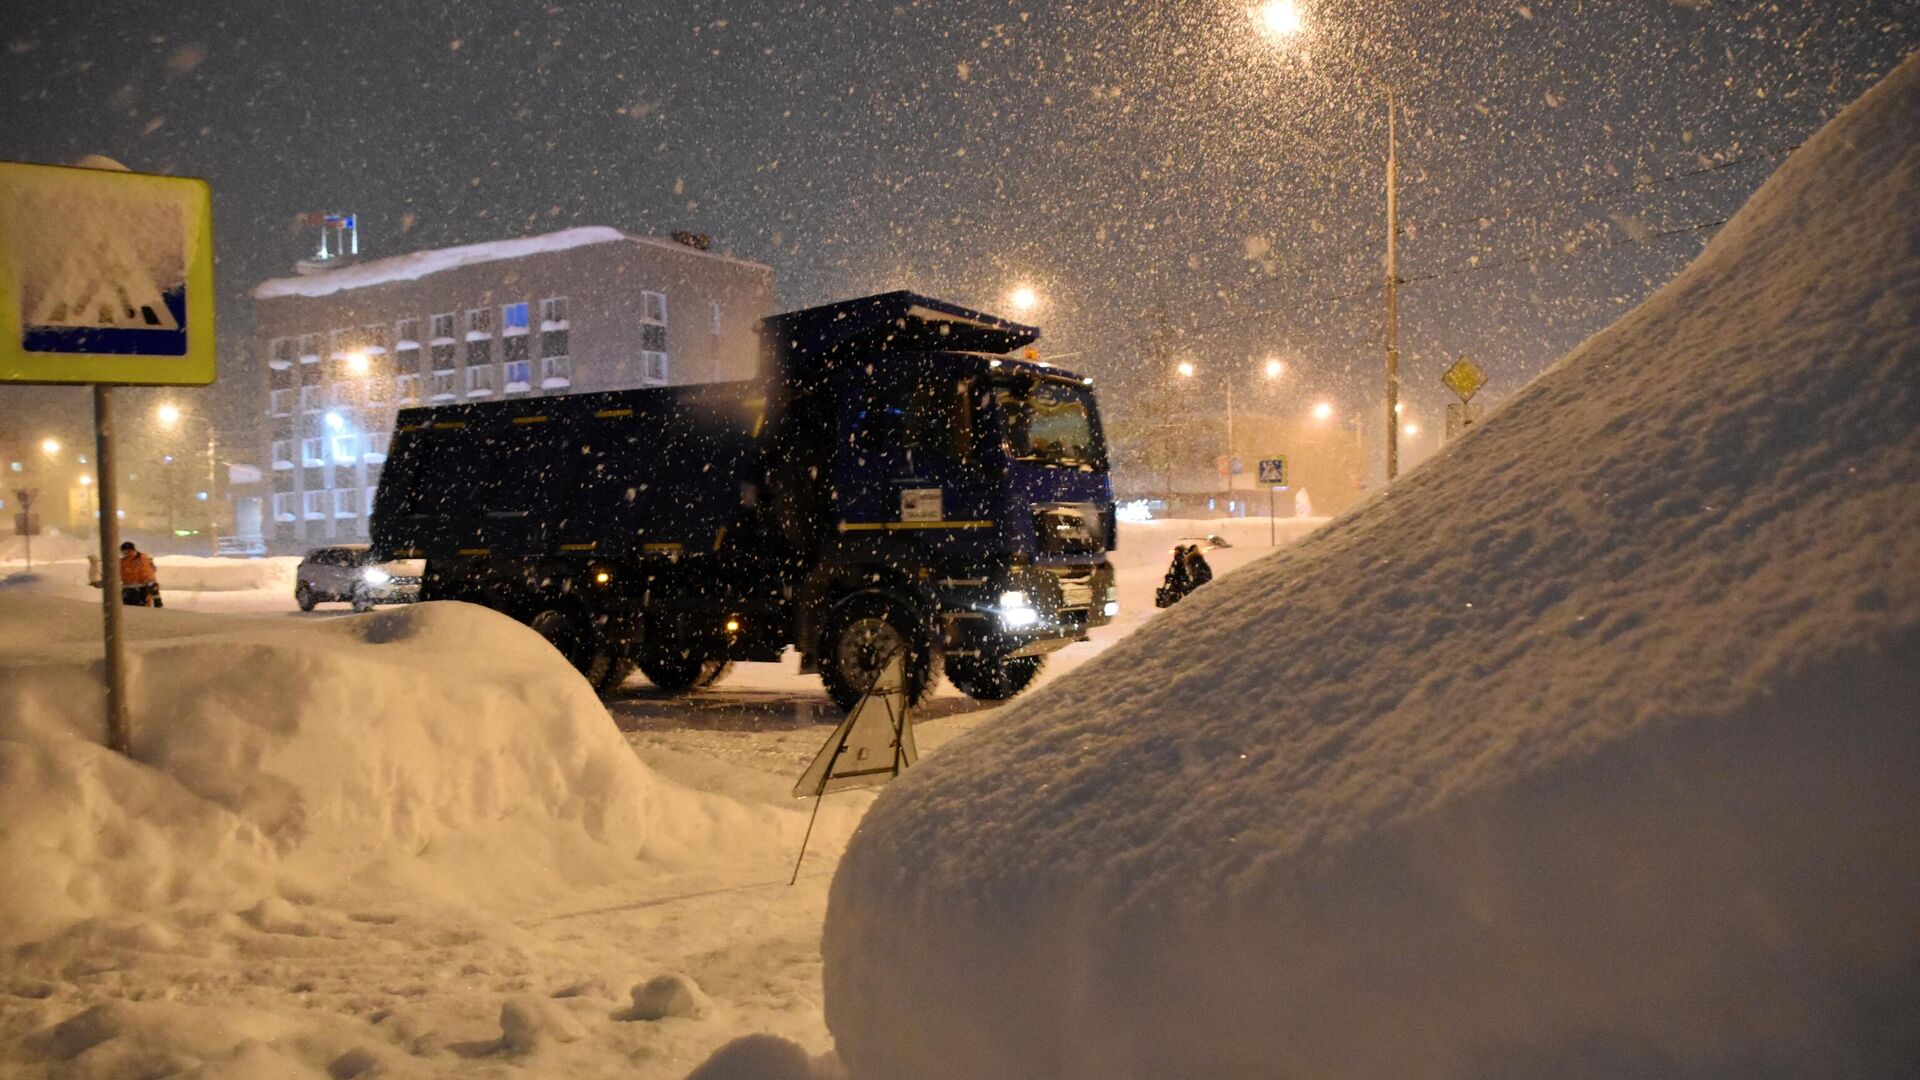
[
  {"left": 0, "top": 160, "right": 215, "bottom": 385},
  {"left": 1258, "top": 457, "right": 1288, "bottom": 486},
  {"left": 1441, "top": 356, "right": 1486, "bottom": 403}
]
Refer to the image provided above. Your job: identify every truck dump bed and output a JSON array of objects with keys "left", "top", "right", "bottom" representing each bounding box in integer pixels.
[{"left": 372, "top": 383, "right": 764, "bottom": 560}]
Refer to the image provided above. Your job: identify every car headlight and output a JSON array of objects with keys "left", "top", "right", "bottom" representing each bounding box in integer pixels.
[
  {"left": 997, "top": 589, "right": 1041, "bottom": 630},
  {"left": 360, "top": 567, "right": 392, "bottom": 586}
]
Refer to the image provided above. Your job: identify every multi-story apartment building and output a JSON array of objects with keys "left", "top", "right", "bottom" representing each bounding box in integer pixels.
[{"left": 232, "top": 226, "right": 775, "bottom": 551}]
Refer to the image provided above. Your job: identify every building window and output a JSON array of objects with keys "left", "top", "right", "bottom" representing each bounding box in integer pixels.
[
  {"left": 395, "top": 343, "right": 421, "bottom": 378},
  {"left": 540, "top": 326, "right": 569, "bottom": 363},
  {"left": 466, "top": 363, "right": 496, "bottom": 397},
  {"left": 329, "top": 328, "right": 355, "bottom": 359},
  {"left": 298, "top": 385, "right": 320, "bottom": 413},
  {"left": 396, "top": 373, "right": 420, "bottom": 405},
  {"left": 365, "top": 430, "right": 390, "bottom": 462},
  {"left": 363, "top": 485, "right": 379, "bottom": 517},
  {"left": 333, "top": 488, "right": 358, "bottom": 518},
  {"left": 430, "top": 370, "right": 457, "bottom": 401},
  {"left": 366, "top": 373, "right": 393, "bottom": 406},
  {"left": 504, "top": 360, "right": 533, "bottom": 392},
  {"left": 467, "top": 336, "right": 492, "bottom": 369},
  {"left": 327, "top": 381, "right": 356, "bottom": 409},
  {"left": 302, "top": 490, "right": 327, "bottom": 520},
  {"left": 642, "top": 350, "right": 669, "bottom": 386},
  {"left": 298, "top": 333, "right": 321, "bottom": 362},
  {"left": 465, "top": 307, "right": 492, "bottom": 340},
  {"left": 272, "top": 492, "right": 296, "bottom": 522},
  {"left": 502, "top": 301, "right": 530, "bottom": 335},
  {"left": 270, "top": 364, "right": 294, "bottom": 389},
  {"left": 331, "top": 431, "right": 358, "bottom": 465},
  {"left": 301, "top": 437, "right": 325, "bottom": 466},
  {"left": 269, "top": 337, "right": 293, "bottom": 370},
  {"left": 430, "top": 313, "right": 456, "bottom": 343},
  {"left": 271, "top": 440, "right": 294, "bottom": 469},
  {"left": 362, "top": 323, "right": 391, "bottom": 355},
  {"left": 430, "top": 341, "right": 456, "bottom": 372},
  {"left": 395, "top": 318, "right": 421, "bottom": 347},
  {"left": 643, "top": 291, "right": 667, "bottom": 325},
  {"left": 540, "top": 354, "right": 572, "bottom": 389},
  {"left": 540, "top": 296, "right": 569, "bottom": 328},
  {"left": 269, "top": 388, "right": 294, "bottom": 416}
]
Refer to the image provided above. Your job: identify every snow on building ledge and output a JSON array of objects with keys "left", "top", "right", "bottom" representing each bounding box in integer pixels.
[{"left": 252, "top": 226, "right": 770, "bottom": 301}]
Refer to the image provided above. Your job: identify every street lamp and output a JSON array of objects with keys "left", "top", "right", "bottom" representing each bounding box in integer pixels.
[
  {"left": 40, "top": 437, "right": 60, "bottom": 456},
  {"left": 344, "top": 349, "right": 371, "bottom": 376},
  {"left": 1256, "top": 3, "right": 1403, "bottom": 482},
  {"left": 1264, "top": 356, "right": 1286, "bottom": 380},
  {"left": 1311, "top": 401, "right": 1334, "bottom": 422},
  {"left": 1257, "top": 0, "right": 1305, "bottom": 41},
  {"left": 1007, "top": 286, "right": 1040, "bottom": 315},
  {"left": 1176, "top": 359, "right": 1197, "bottom": 379},
  {"left": 156, "top": 402, "right": 182, "bottom": 428}
]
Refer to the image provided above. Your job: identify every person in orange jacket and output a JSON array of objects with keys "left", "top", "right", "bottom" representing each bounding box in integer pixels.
[{"left": 119, "top": 541, "right": 162, "bottom": 607}]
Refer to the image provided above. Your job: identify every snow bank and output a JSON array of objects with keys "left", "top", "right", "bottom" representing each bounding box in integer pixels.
[
  {"left": 0, "top": 592, "right": 752, "bottom": 947},
  {"left": 823, "top": 57, "right": 1920, "bottom": 1079},
  {"left": 253, "top": 226, "right": 627, "bottom": 299},
  {"left": 151, "top": 554, "right": 299, "bottom": 592}
]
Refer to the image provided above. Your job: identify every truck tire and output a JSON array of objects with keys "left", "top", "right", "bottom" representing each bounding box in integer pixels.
[
  {"left": 589, "top": 657, "right": 636, "bottom": 697},
  {"left": 296, "top": 583, "right": 317, "bottom": 612},
  {"left": 350, "top": 588, "right": 374, "bottom": 614},
  {"left": 819, "top": 595, "right": 936, "bottom": 713},
  {"left": 638, "top": 646, "right": 732, "bottom": 694},
  {"left": 945, "top": 654, "right": 1044, "bottom": 702}
]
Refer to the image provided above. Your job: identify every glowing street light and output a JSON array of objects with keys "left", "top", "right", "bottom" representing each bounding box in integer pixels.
[
  {"left": 41, "top": 437, "right": 61, "bottom": 456},
  {"left": 1176, "top": 360, "right": 1197, "bottom": 378},
  {"left": 1257, "top": 0, "right": 1305, "bottom": 41},
  {"left": 1264, "top": 356, "right": 1286, "bottom": 379},
  {"left": 156, "top": 402, "right": 182, "bottom": 428},
  {"left": 344, "top": 350, "right": 371, "bottom": 376},
  {"left": 1403, "top": 423, "right": 1420, "bottom": 437},
  {"left": 1311, "top": 401, "right": 1334, "bottom": 422},
  {"left": 78, "top": 473, "right": 92, "bottom": 486},
  {"left": 1007, "top": 286, "right": 1040, "bottom": 315}
]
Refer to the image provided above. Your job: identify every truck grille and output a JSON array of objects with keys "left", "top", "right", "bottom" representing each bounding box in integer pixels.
[{"left": 1033, "top": 504, "right": 1104, "bottom": 555}]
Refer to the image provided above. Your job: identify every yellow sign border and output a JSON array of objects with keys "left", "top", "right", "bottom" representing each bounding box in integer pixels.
[{"left": 0, "top": 160, "right": 216, "bottom": 386}]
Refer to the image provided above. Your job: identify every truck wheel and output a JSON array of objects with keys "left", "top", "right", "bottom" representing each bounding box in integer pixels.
[
  {"left": 296, "top": 583, "right": 317, "bottom": 612},
  {"left": 819, "top": 597, "right": 935, "bottom": 713},
  {"left": 945, "top": 654, "right": 1044, "bottom": 702},
  {"left": 638, "top": 646, "right": 732, "bottom": 694},
  {"left": 529, "top": 607, "right": 598, "bottom": 676},
  {"left": 350, "top": 588, "right": 374, "bottom": 614},
  {"left": 587, "top": 656, "right": 636, "bottom": 697}
]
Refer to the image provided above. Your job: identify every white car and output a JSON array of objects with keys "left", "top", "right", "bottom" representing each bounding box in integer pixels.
[{"left": 295, "top": 545, "right": 423, "bottom": 613}]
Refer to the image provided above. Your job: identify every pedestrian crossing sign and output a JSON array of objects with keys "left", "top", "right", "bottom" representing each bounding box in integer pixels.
[{"left": 0, "top": 160, "right": 215, "bottom": 385}]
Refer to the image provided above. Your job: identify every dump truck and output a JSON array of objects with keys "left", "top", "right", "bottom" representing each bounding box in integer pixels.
[{"left": 370, "top": 291, "right": 1116, "bottom": 709}]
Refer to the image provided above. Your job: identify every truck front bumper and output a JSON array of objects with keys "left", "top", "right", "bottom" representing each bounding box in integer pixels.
[{"left": 940, "top": 562, "right": 1117, "bottom": 659}]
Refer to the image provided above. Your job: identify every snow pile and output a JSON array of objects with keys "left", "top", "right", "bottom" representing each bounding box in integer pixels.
[
  {"left": 0, "top": 592, "right": 753, "bottom": 948},
  {"left": 151, "top": 554, "right": 300, "bottom": 592},
  {"left": 823, "top": 57, "right": 1920, "bottom": 1079}
]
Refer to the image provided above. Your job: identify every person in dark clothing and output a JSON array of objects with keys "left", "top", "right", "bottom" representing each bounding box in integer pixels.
[
  {"left": 1156, "top": 545, "right": 1194, "bottom": 608},
  {"left": 1183, "top": 545, "right": 1214, "bottom": 590}
]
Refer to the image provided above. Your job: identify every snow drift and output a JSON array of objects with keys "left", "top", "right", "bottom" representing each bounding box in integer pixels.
[
  {"left": 823, "top": 57, "right": 1920, "bottom": 1079},
  {"left": 0, "top": 593, "right": 746, "bottom": 948}
]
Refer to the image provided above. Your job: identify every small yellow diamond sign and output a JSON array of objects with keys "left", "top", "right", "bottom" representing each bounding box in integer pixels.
[{"left": 1441, "top": 356, "right": 1486, "bottom": 402}]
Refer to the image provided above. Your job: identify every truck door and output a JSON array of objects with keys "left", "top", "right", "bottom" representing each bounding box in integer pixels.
[{"left": 835, "top": 364, "right": 994, "bottom": 539}]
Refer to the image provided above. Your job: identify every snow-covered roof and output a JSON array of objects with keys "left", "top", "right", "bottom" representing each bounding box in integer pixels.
[{"left": 252, "top": 225, "right": 768, "bottom": 301}]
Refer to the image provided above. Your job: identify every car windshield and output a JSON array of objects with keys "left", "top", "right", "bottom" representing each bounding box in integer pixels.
[{"left": 993, "top": 377, "right": 1103, "bottom": 469}]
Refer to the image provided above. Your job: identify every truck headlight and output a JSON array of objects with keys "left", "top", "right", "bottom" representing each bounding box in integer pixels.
[
  {"left": 997, "top": 589, "right": 1040, "bottom": 630},
  {"left": 1103, "top": 584, "right": 1119, "bottom": 618},
  {"left": 361, "top": 567, "right": 392, "bottom": 586}
]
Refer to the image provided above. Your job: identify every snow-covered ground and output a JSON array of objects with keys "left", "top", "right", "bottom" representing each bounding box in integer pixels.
[
  {"left": 0, "top": 517, "right": 1312, "bottom": 1079},
  {"left": 823, "top": 56, "right": 1920, "bottom": 1080}
]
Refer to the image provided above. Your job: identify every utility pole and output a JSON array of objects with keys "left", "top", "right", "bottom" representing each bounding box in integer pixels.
[
  {"left": 1152, "top": 305, "right": 1175, "bottom": 505},
  {"left": 1225, "top": 380, "right": 1235, "bottom": 495},
  {"left": 1384, "top": 87, "right": 1401, "bottom": 483}
]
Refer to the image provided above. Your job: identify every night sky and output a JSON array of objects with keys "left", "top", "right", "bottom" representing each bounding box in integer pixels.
[{"left": 3, "top": 0, "right": 1914, "bottom": 452}]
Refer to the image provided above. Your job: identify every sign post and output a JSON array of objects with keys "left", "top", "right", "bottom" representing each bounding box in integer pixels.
[
  {"left": 1, "top": 159, "right": 216, "bottom": 755},
  {"left": 1257, "top": 458, "right": 1288, "bottom": 546}
]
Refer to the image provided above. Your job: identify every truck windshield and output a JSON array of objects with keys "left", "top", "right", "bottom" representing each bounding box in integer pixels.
[{"left": 993, "top": 377, "right": 1104, "bottom": 469}]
